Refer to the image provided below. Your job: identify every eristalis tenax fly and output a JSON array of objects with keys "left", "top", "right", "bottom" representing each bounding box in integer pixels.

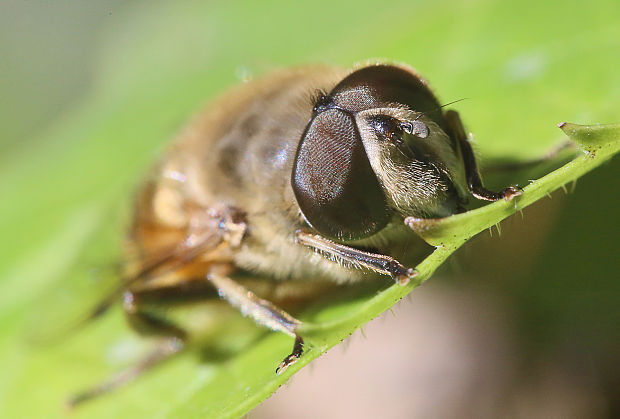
[{"left": 62, "top": 62, "right": 522, "bottom": 405}]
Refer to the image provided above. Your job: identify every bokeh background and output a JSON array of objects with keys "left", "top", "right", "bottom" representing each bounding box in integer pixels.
[{"left": 1, "top": 1, "right": 618, "bottom": 418}]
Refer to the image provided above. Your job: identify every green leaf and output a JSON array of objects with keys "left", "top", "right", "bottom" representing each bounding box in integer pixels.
[{"left": 1, "top": 1, "right": 619, "bottom": 418}]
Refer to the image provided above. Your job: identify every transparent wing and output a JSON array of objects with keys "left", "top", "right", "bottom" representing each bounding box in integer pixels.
[
  {"left": 23, "top": 202, "right": 128, "bottom": 344},
  {"left": 24, "top": 193, "right": 233, "bottom": 345}
]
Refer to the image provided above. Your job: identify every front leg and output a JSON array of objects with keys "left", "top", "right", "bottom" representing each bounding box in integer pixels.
[
  {"left": 296, "top": 230, "right": 417, "bottom": 285},
  {"left": 445, "top": 109, "right": 522, "bottom": 201}
]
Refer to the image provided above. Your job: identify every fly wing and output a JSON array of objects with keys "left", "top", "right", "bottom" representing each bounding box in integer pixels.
[
  {"left": 24, "top": 203, "right": 129, "bottom": 345},
  {"left": 24, "top": 197, "right": 231, "bottom": 345}
]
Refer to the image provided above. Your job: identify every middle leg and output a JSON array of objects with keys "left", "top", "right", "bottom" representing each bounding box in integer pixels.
[{"left": 205, "top": 266, "right": 305, "bottom": 374}]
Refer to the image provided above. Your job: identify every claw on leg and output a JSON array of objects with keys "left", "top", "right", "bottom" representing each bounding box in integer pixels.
[
  {"left": 470, "top": 184, "right": 523, "bottom": 202},
  {"left": 276, "top": 335, "right": 304, "bottom": 375}
]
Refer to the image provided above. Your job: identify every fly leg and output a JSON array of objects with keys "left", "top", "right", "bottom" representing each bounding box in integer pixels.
[
  {"left": 206, "top": 267, "right": 304, "bottom": 374},
  {"left": 67, "top": 337, "right": 183, "bottom": 408},
  {"left": 123, "top": 291, "right": 189, "bottom": 340},
  {"left": 67, "top": 290, "right": 191, "bottom": 408},
  {"left": 445, "top": 109, "right": 522, "bottom": 201},
  {"left": 295, "top": 230, "right": 417, "bottom": 285},
  {"left": 68, "top": 282, "right": 219, "bottom": 407},
  {"left": 68, "top": 207, "right": 249, "bottom": 407}
]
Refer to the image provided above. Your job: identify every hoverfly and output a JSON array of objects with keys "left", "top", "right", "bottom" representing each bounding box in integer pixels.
[{"left": 65, "top": 62, "right": 520, "bottom": 405}]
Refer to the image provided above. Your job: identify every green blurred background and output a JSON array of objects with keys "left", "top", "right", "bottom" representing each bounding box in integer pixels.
[{"left": 0, "top": 0, "right": 618, "bottom": 418}]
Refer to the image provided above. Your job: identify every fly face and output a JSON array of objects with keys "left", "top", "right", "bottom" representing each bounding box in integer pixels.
[
  {"left": 292, "top": 64, "right": 472, "bottom": 241},
  {"left": 358, "top": 108, "right": 467, "bottom": 218}
]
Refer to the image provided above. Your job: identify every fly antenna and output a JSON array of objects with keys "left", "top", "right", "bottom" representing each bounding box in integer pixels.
[{"left": 414, "top": 98, "right": 469, "bottom": 120}]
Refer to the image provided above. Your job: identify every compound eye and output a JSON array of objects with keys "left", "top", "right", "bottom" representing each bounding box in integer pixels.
[
  {"left": 292, "top": 109, "right": 391, "bottom": 241},
  {"left": 401, "top": 120, "right": 429, "bottom": 139}
]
